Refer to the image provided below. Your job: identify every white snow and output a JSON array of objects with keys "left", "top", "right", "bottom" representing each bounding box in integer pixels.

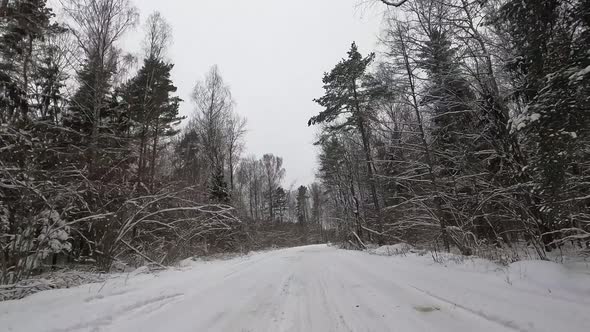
[
  {"left": 1, "top": 245, "right": 589, "bottom": 332},
  {"left": 529, "top": 113, "right": 541, "bottom": 122},
  {"left": 371, "top": 243, "right": 415, "bottom": 255},
  {"left": 506, "top": 260, "right": 590, "bottom": 295},
  {"left": 511, "top": 111, "right": 541, "bottom": 132}
]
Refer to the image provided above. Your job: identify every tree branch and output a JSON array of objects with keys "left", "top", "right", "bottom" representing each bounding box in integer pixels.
[{"left": 380, "top": 0, "right": 409, "bottom": 7}]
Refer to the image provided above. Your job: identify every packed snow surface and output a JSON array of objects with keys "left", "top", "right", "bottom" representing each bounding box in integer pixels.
[{"left": 1, "top": 245, "right": 590, "bottom": 332}]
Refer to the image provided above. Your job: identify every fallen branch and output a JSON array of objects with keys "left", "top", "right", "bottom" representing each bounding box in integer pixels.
[{"left": 352, "top": 231, "right": 367, "bottom": 249}]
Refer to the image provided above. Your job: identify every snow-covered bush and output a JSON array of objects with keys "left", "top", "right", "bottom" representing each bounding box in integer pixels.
[
  {"left": 4, "top": 209, "right": 72, "bottom": 281},
  {"left": 36, "top": 210, "right": 72, "bottom": 259}
]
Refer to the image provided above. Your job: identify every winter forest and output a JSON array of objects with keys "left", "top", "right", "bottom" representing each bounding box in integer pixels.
[{"left": 1, "top": 0, "right": 589, "bottom": 291}]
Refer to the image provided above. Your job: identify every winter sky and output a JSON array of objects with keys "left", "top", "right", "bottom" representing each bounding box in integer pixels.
[{"left": 125, "top": 0, "right": 383, "bottom": 187}]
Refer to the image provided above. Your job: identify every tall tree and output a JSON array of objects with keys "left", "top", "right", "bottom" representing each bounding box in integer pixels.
[
  {"left": 124, "top": 58, "right": 182, "bottom": 187},
  {"left": 0, "top": 0, "right": 59, "bottom": 123},
  {"left": 309, "top": 183, "right": 323, "bottom": 226},
  {"left": 124, "top": 13, "right": 182, "bottom": 189},
  {"left": 296, "top": 186, "right": 309, "bottom": 224},
  {"left": 227, "top": 113, "right": 247, "bottom": 192},
  {"left": 498, "top": 0, "right": 590, "bottom": 246},
  {"left": 262, "top": 154, "right": 285, "bottom": 222},
  {"left": 63, "top": 0, "right": 138, "bottom": 178},
  {"left": 274, "top": 186, "right": 288, "bottom": 223},
  {"left": 142, "top": 11, "right": 171, "bottom": 61},
  {"left": 190, "top": 66, "right": 234, "bottom": 200},
  {"left": 309, "top": 42, "right": 384, "bottom": 240}
]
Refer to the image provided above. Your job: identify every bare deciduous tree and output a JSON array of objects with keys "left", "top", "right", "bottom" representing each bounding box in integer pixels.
[
  {"left": 262, "top": 154, "right": 286, "bottom": 222},
  {"left": 227, "top": 113, "right": 247, "bottom": 192},
  {"left": 143, "top": 11, "right": 172, "bottom": 61}
]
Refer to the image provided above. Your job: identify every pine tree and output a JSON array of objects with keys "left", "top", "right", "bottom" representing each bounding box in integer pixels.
[
  {"left": 309, "top": 42, "right": 384, "bottom": 239},
  {"left": 124, "top": 57, "right": 183, "bottom": 188}
]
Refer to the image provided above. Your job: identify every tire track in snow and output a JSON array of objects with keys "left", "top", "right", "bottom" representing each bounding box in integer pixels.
[
  {"left": 83, "top": 288, "right": 136, "bottom": 303},
  {"left": 328, "top": 249, "right": 518, "bottom": 332},
  {"left": 408, "top": 285, "right": 526, "bottom": 332},
  {"left": 49, "top": 293, "right": 184, "bottom": 332}
]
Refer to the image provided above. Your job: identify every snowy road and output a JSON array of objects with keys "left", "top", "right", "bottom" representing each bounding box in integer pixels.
[{"left": 2, "top": 245, "right": 590, "bottom": 332}]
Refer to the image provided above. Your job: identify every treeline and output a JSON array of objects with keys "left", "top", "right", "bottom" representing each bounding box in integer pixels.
[
  {"left": 311, "top": 0, "right": 589, "bottom": 257},
  {"left": 0, "top": 0, "right": 317, "bottom": 285}
]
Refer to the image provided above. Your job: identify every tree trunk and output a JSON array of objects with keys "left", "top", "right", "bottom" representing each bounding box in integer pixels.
[
  {"left": 229, "top": 154, "right": 234, "bottom": 191},
  {"left": 150, "top": 123, "right": 160, "bottom": 191},
  {"left": 254, "top": 181, "right": 259, "bottom": 220},
  {"left": 89, "top": 58, "right": 105, "bottom": 179},
  {"left": 138, "top": 126, "right": 147, "bottom": 185},
  {"left": 20, "top": 36, "right": 33, "bottom": 122},
  {"left": 351, "top": 79, "right": 383, "bottom": 243},
  {"left": 268, "top": 180, "right": 274, "bottom": 222},
  {"left": 249, "top": 185, "right": 254, "bottom": 219}
]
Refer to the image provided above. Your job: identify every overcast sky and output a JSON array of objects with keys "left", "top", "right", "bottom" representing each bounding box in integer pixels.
[{"left": 125, "top": 0, "right": 383, "bottom": 188}]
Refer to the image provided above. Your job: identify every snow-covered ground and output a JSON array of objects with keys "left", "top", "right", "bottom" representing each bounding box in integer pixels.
[{"left": 1, "top": 245, "right": 589, "bottom": 332}]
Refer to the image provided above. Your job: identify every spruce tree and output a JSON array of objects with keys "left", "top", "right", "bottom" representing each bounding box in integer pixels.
[
  {"left": 63, "top": 57, "right": 131, "bottom": 181},
  {"left": 500, "top": 0, "right": 590, "bottom": 246},
  {"left": 0, "top": 0, "right": 58, "bottom": 123},
  {"left": 416, "top": 28, "right": 481, "bottom": 238}
]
